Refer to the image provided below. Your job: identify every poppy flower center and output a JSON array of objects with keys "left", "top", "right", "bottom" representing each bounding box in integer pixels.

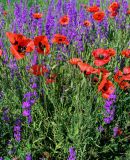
[
  {"left": 58, "top": 38, "right": 63, "bottom": 42},
  {"left": 102, "top": 85, "right": 108, "bottom": 92},
  {"left": 99, "top": 55, "right": 105, "bottom": 59},
  {"left": 63, "top": 18, "right": 67, "bottom": 22},
  {"left": 18, "top": 45, "right": 26, "bottom": 53},
  {"left": 13, "top": 41, "right": 18, "bottom": 45},
  {"left": 39, "top": 42, "right": 46, "bottom": 51}
]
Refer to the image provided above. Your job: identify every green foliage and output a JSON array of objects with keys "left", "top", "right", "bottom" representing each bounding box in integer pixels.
[{"left": 0, "top": 0, "right": 130, "bottom": 160}]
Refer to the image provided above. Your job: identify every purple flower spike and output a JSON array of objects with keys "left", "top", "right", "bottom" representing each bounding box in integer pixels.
[
  {"left": 103, "top": 91, "right": 117, "bottom": 124},
  {"left": 13, "top": 119, "right": 21, "bottom": 142},
  {"left": 113, "top": 127, "right": 119, "bottom": 137},
  {"left": 22, "top": 101, "right": 31, "bottom": 109},
  {"left": 98, "top": 125, "right": 104, "bottom": 132},
  {"left": 68, "top": 147, "right": 76, "bottom": 160},
  {"left": 22, "top": 109, "right": 31, "bottom": 117},
  {"left": 26, "top": 153, "right": 32, "bottom": 160}
]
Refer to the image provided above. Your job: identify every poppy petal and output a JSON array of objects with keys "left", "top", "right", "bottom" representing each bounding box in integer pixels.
[{"left": 10, "top": 45, "right": 25, "bottom": 60}]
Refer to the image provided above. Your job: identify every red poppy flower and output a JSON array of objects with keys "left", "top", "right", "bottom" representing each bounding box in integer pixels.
[
  {"left": 77, "top": 62, "right": 96, "bottom": 75},
  {"left": 106, "top": 48, "right": 116, "bottom": 57},
  {"left": 127, "top": 10, "right": 130, "bottom": 15},
  {"left": 0, "top": 49, "right": 2, "bottom": 56},
  {"left": 52, "top": 34, "right": 69, "bottom": 45},
  {"left": 114, "top": 68, "right": 130, "bottom": 90},
  {"left": 32, "top": 13, "right": 43, "bottom": 19},
  {"left": 10, "top": 38, "right": 34, "bottom": 60},
  {"left": 94, "top": 57, "right": 111, "bottom": 67},
  {"left": 98, "top": 67, "right": 111, "bottom": 77},
  {"left": 46, "top": 78, "right": 55, "bottom": 84},
  {"left": 85, "top": 66, "right": 98, "bottom": 75},
  {"left": 98, "top": 76, "right": 115, "bottom": 99},
  {"left": 93, "top": 11, "right": 105, "bottom": 22},
  {"left": 109, "top": 11, "right": 118, "bottom": 18},
  {"left": 59, "top": 15, "right": 69, "bottom": 25},
  {"left": 121, "top": 75, "right": 130, "bottom": 81},
  {"left": 123, "top": 67, "right": 130, "bottom": 75},
  {"left": 83, "top": 20, "right": 91, "bottom": 27},
  {"left": 34, "top": 35, "right": 50, "bottom": 55},
  {"left": 114, "top": 70, "right": 123, "bottom": 83},
  {"left": 50, "top": 73, "right": 57, "bottom": 79},
  {"left": 119, "top": 81, "right": 130, "bottom": 90},
  {"left": 117, "top": 128, "right": 123, "bottom": 136},
  {"left": 92, "top": 76, "right": 99, "bottom": 83},
  {"left": 92, "top": 48, "right": 111, "bottom": 66},
  {"left": 77, "top": 62, "right": 89, "bottom": 72},
  {"left": 46, "top": 73, "right": 57, "bottom": 84},
  {"left": 121, "top": 67, "right": 130, "bottom": 81},
  {"left": 121, "top": 49, "right": 130, "bottom": 58},
  {"left": 6, "top": 32, "right": 27, "bottom": 45},
  {"left": 69, "top": 58, "right": 82, "bottom": 65},
  {"left": 108, "top": 2, "right": 120, "bottom": 12},
  {"left": 29, "top": 65, "right": 49, "bottom": 76},
  {"left": 86, "top": 5, "right": 100, "bottom": 13},
  {"left": 3, "top": 11, "right": 8, "bottom": 16},
  {"left": 10, "top": 46, "right": 25, "bottom": 60}
]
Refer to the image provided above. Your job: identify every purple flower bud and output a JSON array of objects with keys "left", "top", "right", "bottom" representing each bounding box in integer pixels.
[
  {"left": 114, "top": 67, "right": 119, "bottom": 73},
  {"left": 98, "top": 125, "right": 104, "bottom": 132},
  {"left": 113, "top": 127, "right": 119, "bottom": 137},
  {"left": 2, "top": 107, "right": 9, "bottom": 122},
  {"left": 22, "top": 109, "right": 31, "bottom": 117},
  {"left": 68, "top": 147, "right": 76, "bottom": 160},
  {"left": 26, "top": 153, "right": 32, "bottom": 160},
  {"left": 31, "top": 83, "right": 37, "bottom": 89},
  {"left": 104, "top": 117, "right": 111, "bottom": 124},
  {"left": 13, "top": 119, "right": 21, "bottom": 142}
]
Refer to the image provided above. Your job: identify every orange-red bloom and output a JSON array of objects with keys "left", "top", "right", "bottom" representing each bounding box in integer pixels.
[
  {"left": 98, "top": 76, "right": 115, "bottom": 99},
  {"left": 121, "top": 67, "right": 130, "bottom": 81},
  {"left": 32, "top": 13, "right": 43, "bottom": 19},
  {"left": 114, "top": 68, "right": 130, "bottom": 90},
  {"left": 92, "top": 48, "right": 111, "bottom": 66},
  {"left": 86, "top": 5, "right": 100, "bottom": 13},
  {"left": 0, "top": 49, "right": 2, "bottom": 56},
  {"left": 106, "top": 48, "right": 116, "bottom": 57},
  {"left": 83, "top": 20, "right": 91, "bottom": 27},
  {"left": 77, "top": 62, "right": 90, "bottom": 72},
  {"left": 6, "top": 32, "right": 26, "bottom": 45},
  {"left": 114, "top": 70, "right": 123, "bottom": 83},
  {"left": 69, "top": 58, "right": 82, "bottom": 65},
  {"left": 52, "top": 34, "right": 69, "bottom": 45},
  {"left": 59, "top": 15, "right": 69, "bottom": 25},
  {"left": 108, "top": 2, "right": 120, "bottom": 12},
  {"left": 29, "top": 65, "right": 49, "bottom": 76},
  {"left": 34, "top": 35, "right": 50, "bottom": 55},
  {"left": 123, "top": 67, "right": 130, "bottom": 75},
  {"left": 116, "top": 128, "right": 123, "bottom": 136},
  {"left": 46, "top": 78, "right": 55, "bottom": 84},
  {"left": 98, "top": 67, "right": 111, "bottom": 77},
  {"left": 93, "top": 11, "right": 105, "bottom": 22},
  {"left": 77, "top": 62, "right": 96, "bottom": 75},
  {"left": 46, "top": 73, "right": 57, "bottom": 84},
  {"left": 121, "top": 49, "right": 130, "bottom": 58},
  {"left": 10, "top": 38, "right": 34, "bottom": 60},
  {"left": 6, "top": 32, "right": 34, "bottom": 60},
  {"left": 119, "top": 81, "right": 130, "bottom": 90},
  {"left": 109, "top": 11, "right": 118, "bottom": 18},
  {"left": 3, "top": 11, "right": 8, "bottom": 16},
  {"left": 127, "top": 10, "right": 130, "bottom": 15}
]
